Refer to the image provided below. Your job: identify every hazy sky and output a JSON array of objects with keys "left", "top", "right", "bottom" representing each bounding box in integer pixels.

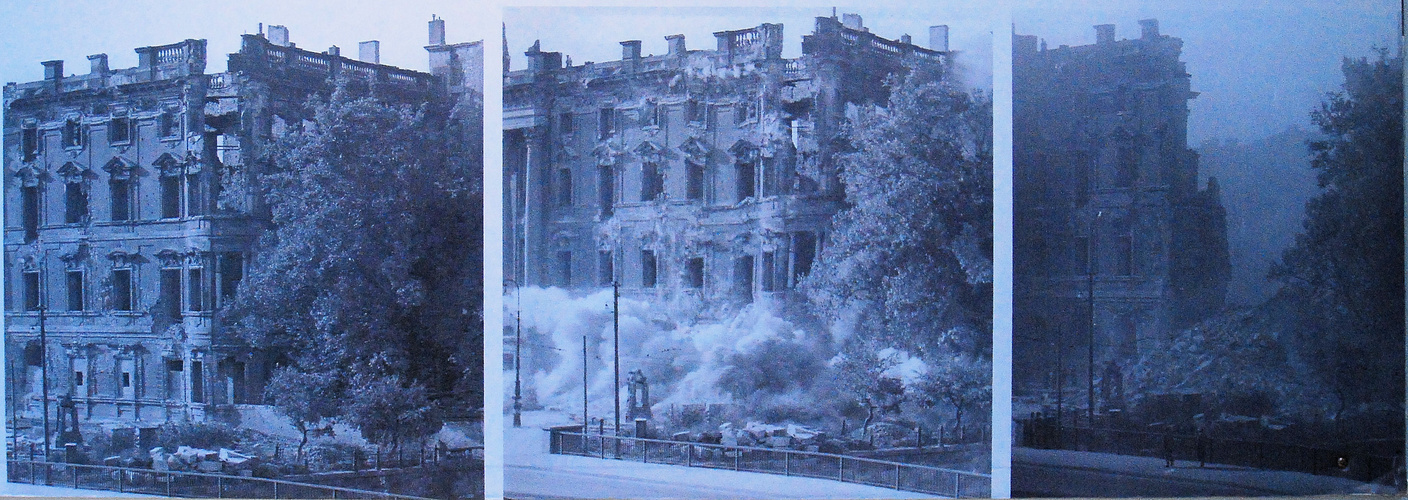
[
  {"left": 1015, "top": 0, "right": 1398, "bottom": 143},
  {"left": 504, "top": 5, "right": 997, "bottom": 90},
  {"left": 0, "top": 1, "right": 497, "bottom": 84}
]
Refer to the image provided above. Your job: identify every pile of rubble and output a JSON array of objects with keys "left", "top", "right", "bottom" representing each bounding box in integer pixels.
[{"left": 143, "top": 446, "right": 260, "bottom": 475}]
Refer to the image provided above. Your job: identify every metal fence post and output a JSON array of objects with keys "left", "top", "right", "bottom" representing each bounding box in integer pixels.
[
  {"left": 894, "top": 463, "right": 900, "bottom": 490},
  {"left": 642, "top": 440, "right": 648, "bottom": 463},
  {"left": 217, "top": 475, "right": 223, "bottom": 498},
  {"left": 954, "top": 472, "right": 961, "bottom": 498},
  {"left": 838, "top": 456, "right": 843, "bottom": 481},
  {"left": 72, "top": 466, "right": 78, "bottom": 489},
  {"left": 167, "top": 472, "right": 172, "bottom": 497},
  {"left": 686, "top": 444, "right": 692, "bottom": 467},
  {"left": 119, "top": 468, "right": 125, "bottom": 493},
  {"left": 784, "top": 452, "right": 790, "bottom": 476},
  {"left": 734, "top": 448, "right": 740, "bottom": 471},
  {"left": 273, "top": 480, "right": 279, "bottom": 499}
]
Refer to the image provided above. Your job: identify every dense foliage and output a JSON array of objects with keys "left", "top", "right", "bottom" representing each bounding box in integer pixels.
[
  {"left": 804, "top": 59, "right": 993, "bottom": 431},
  {"left": 1135, "top": 52, "right": 1403, "bottom": 423},
  {"left": 226, "top": 82, "right": 483, "bottom": 447},
  {"left": 1270, "top": 52, "right": 1404, "bottom": 415}
]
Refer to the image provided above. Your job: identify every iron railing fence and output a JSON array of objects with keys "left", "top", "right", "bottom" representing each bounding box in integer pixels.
[
  {"left": 1018, "top": 422, "right": 1399, "bottom": 483},
  {"left": 7, "top": 459, "right": 436, "bottom": 500},
  {"left": 548, "top": 429, "right": 989, "bottom": 498}
]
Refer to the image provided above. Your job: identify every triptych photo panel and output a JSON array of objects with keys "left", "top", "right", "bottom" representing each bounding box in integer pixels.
[{"left": 0, "top": 1, "right": 1402, "bottom": 499}]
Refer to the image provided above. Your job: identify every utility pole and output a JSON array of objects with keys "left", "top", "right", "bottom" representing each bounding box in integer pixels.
[
  {"left": 612, "top": 279, "right": 620, "bottom": 457},
  {"left": 39, "top": 305, "right": 49, "bottom": 460}
]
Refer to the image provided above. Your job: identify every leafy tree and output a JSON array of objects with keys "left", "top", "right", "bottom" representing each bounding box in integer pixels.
[
  {"left": 914, "top": 353, "right": 991, "bottom": 440},
  {"left": 347, "top": 374, "right": 443, "bottom": 453},
  {"left": 804, "top": 58, "right": 993, "bottom": 430},
  {"left": 226, "top": 81, "right": 483, "bottom": 436},
  {"left": 264, "top": 367, "right": 341, "bottom": 461},
  {"left": 1270, "top": 51, "right": 1403, "bottom": 415}
]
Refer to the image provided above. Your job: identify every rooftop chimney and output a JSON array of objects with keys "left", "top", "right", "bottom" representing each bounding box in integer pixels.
[
  {"left": 900, "top": 34, "right": 912, "bottom": 45},
  {"left": 930, "top": 25, "right": 949, "bottom": 51},
  {"left": 1095, "top": 24, "right": 1115, "bottom": 44},
  {"left": 666, "top": 34, "right": 686, "bottom": 56},
  {"left": 429, "top": 15, "right": 446, "bottom": 46},
  {"left": 621, "top": 40, "right": 641, "bottom": 71},
  {"left": 328, "top": 46, "right": 341, "bottom": 57},
  {"left": 842, "top": 13, "right": 863, "bottom": 30},
  {"left": 359, "top": 41, "right": 380, "bottom": 64},
  {"left": 88, "top": 54, "right": 109, "bottom": 75},
  {"left": 42, "top": 60, "right": 63, "bottom": 81},
  {"left": 1139, "top": 19, "right": 1159, "bottom": 39},
  {"left": 268, "top": 25, "right": 290, "bottom": 47}
]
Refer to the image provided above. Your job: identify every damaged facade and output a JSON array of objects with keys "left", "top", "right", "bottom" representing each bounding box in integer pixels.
[
  {"left": 504, "top": 14, "right": 951, "bottom": 320},
  {"left": 3, "top": 20, "right": 480, "bottom": 425},
  {"left": 1011, "top": 20, "right": 1230, "bottom": 408}
]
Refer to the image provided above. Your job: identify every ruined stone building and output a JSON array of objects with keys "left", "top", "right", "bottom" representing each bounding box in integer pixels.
[
  {"left": 1011, "top": 20, "right": 1229, "bottom": 409},
  {"left": 504, "top": 14, "right": 951, "bottom": 321},
  {"left": 4, "top": 20, "right": 480, "bottom": 426}
]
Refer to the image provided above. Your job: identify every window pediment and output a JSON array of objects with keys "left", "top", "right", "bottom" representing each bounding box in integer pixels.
[
  {"left": 57, "top": 161, "right": 91, "bottom": 183},
  {"left": 728, "top": 139, "right": 759, "bottom": 162},
  {"left": 103, "top": 157, "right": 137, "bottom": 180},
  {"left": 153, "top": 153, "right": 184, "bottom": 176},
  {"left": 678, "top": 137, "right": 710, "bottom": 163}
]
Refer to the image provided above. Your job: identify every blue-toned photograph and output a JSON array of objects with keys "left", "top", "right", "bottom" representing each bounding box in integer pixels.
[
  {"left": 502, "top": 6, "right": 994, "bottom": 499},
  {"left": 1011, "top": 1, "right": 1404, "bottom": 496},
  {"left": 1, "top": 2, "right": 487, "bottom": 498}
]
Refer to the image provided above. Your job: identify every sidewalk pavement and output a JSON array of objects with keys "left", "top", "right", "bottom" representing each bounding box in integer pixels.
[{"left": 1015, "top": 446, "right": 1397, "bottom": 497}]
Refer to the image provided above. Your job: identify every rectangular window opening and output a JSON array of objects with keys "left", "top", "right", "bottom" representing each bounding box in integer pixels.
[
  {"left": 66, "top": 270, "right": 83, "bottom": 311},
  {"left": 188, "top": 267, "right": 205, "bottom": 312},
  {"left": 641, "top": 250, "right": 657, "bottom": 288},
  {"left": 65, "top": 182, "right": 87, "bottom": 224},
  {"left": 557, "top": 168, "right": 573, "bottom": 206},
  {"left": 160, "top": 269, "right": 181, "bottom": 318},
  {"left": 23, "top": 271, "right": 41, "bottom": 311},
  {"left": 687, "top": 257, "right": 704, "bottom": 289},
  {"left": 557, "top": 251, "right": 572, "bottom": 288},
  {"left": 109, "top": 117, "right": 131, "bottom": 144},
  {"left": 687, "top": 161, "right": 704, "bottom": 201},
  {"left": 112, "top": 269, "right": 133, "bottom": 311},
  {"left": 598, "top": 166, "right": 614, "bottom": 217},
  {"left": 598, "top": 108, "right": 615, "bottom": 140},
  {"left": 736, "top": 162, "right": 756, "bottom": 202},
  {"left": 161, "top": 176, "right": 182, "bottom": 219},
  {"left": 110, "top": 179, "right": 132, "bottom": 221},
  {"left": 22, "top": 186, "right": 39, "bottom": 242},
  {"left": 734, "top": 256, "right": 754, "bottom": 303},
  {"left": 598, "top": 250, "right": 614, "bottom": 286}
]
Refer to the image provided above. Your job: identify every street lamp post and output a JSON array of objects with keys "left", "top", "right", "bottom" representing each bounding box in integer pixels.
[
  {"left": 39, "top": 304, "right": 50, "bottom": 460},
  {"left": 1087, "top": 211, "right": 1103, "bottom": 428},
  {"left": 612, "top": 280, "right": 620, "bottom": 457},
  {"left": 506, "top": 279, "right": 523, "bottom": 428}
]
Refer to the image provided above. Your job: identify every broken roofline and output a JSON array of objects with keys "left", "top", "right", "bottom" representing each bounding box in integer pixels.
[{"left": 507, "top": 13, "right": 950, "bottom": 79}]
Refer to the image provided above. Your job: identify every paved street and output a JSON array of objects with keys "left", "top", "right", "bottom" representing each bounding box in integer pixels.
[
  {"left": 1013, "top": 447, "right": 1396, "bottom": 497},
  {"left": 506, "top": 410, "right": 940, "bottom": 499}
]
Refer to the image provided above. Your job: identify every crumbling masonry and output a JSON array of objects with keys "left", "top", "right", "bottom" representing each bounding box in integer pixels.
[
  {"left": 1011, "top": 20, "right": 1230, "bottom": 408},
  {"left": 504, "top": 14, "right": 952, "bottom": 321},
  {"left": 3, "top": 20, "right": 481, "bottom": 427}
]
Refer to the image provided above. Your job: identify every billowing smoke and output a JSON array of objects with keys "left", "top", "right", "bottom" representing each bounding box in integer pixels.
[{"left": 507, "top": 286, "right": 839, "bottom": 424}]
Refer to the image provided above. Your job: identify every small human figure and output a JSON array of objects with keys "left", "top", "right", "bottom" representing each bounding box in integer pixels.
[
  {"left": 1195, "top": 426, "right": 1207, "bottom": 468},
  {"left": 1162, "top": 426, "right": 1176, "bottom": 468}
]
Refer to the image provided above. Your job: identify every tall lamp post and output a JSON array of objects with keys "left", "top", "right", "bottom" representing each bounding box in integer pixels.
[
  {"left": 506, "top": 279, "right": 523, "bottom": 428},
  {"left": 1087, "top": 210, "right": 1104, "bottom": 428},
  {"left": 612, "top": 279, "right": 620, "bottom": 457},
  {"left": 39, "top": 304, "right": 50, "bottom": 459}
]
